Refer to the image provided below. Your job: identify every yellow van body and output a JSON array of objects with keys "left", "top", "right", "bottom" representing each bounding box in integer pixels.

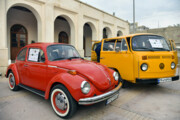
[{"left": 91, "top": 33, "right": 179, "bottom": 85}]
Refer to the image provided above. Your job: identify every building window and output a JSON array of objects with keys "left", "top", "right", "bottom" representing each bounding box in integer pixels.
[{"left": 58, "top": 31, "right": 68, "bottom": 44}]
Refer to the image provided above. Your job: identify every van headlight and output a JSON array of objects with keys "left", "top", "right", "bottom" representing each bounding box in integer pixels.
[
  {"left": 81, "top": 81, "right": 91, "bottom": 94},
  {"left": 113, "top": 72, "right": 119, "bottom": 81},
  {"left": 141, "top": 63, "right": 148, "bottom": 71},
  {"left": 171, "top": 62, "right": 176, "bottom": 69}
]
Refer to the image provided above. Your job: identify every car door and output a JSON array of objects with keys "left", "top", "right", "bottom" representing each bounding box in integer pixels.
[
  {"left": 24, "top": 47, "right": 47, "bottom": 91},
  {"left": 91, "top": 42, "right": 100, "bottom": 62},
  {"left": 16, "top": 47, "right": 28, "bottom": 83}
]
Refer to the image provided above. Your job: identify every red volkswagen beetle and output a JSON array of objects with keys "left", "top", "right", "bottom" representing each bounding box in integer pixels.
[{"left": 6, "top": 43, "right": 121, "bottom": 118}]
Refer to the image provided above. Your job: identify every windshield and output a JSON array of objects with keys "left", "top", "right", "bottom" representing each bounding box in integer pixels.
[
  {"left": 47, "top": 44, "right": 81, "bottom": 61},
  {"left": 132, "top": 35, "right": 170, "bottom": 51}
]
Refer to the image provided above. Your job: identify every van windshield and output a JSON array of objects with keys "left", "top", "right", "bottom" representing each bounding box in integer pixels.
[{"left": 132, "top": 35, "right": 170, "bottom": 51}]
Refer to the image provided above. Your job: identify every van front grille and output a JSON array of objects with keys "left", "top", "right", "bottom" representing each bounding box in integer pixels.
[{"left": 162, "top": 56, "right": 171, "bottom": 59}]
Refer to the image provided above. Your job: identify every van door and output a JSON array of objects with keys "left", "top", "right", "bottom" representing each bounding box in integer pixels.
[
  {"left": 100, "top": 38, "right": 134, "bottom": 82},
  {"left": 91, "top": 42, "right": 100, "bottom": 62}
]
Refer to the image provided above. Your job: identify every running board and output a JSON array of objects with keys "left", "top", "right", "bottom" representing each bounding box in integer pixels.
[{"left": 18, "top": 84, "right": 45, "bottom": 98}]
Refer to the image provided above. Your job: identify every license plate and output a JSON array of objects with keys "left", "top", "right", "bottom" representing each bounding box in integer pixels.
[
  {"left": 158, "top": 77, "right": 172, "bottom": 83},
  {"left": 106, "top": 93, "right": 119, "bottom": 105}
]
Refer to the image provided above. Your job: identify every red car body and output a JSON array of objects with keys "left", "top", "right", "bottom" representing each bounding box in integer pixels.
[{"left": 6, "top": 43, "right": 121, "bottom": 118}]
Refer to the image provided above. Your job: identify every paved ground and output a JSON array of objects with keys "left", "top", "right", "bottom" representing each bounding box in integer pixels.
[{"left": 0, "top": 76, "right": 180, "bottom": 120}]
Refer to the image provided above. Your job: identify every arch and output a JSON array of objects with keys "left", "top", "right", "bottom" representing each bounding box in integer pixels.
[
  {"left": 7, "top": 3, "right": 42, "bottom": 42},
  {"left": 10, "top": 24, "right": 28, "bottom": 60},
  {"left": 54, "top": 15, "right": 75, "bottom": 45},
  {"left": 117, "top": 30, "right": 123, "bottom": 36},
  {"left": 83, "top": 21, "right": 97, "bottom": 40},
  {"left": 103, "top": 27, "right": 112, "bottom": 38},
  {"left": 58, "top": 31, "right": 68, "bottom": 44},
  {"left": 7, "top": 4, "right": 41, "bottom": 62}
]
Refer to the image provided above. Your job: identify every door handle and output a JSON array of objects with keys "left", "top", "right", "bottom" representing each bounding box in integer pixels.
[
  {"left": 24, "top": 64, "right": 28, "bottom": 67},
  {"left": 100, "top": 57, "right": 105, "bottom": 59}
]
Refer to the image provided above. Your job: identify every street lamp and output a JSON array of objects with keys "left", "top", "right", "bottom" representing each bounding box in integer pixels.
[{"left": 133, "top": 0, "right": 135, "bottom": 33}]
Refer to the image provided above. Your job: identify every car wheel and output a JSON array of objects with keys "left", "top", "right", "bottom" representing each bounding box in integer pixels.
[
  {"left": 150, "top": 82, "right": 159, "bottom": 85},
  {"left": 8, "top": 72, "right": 19, "bottom": 91},
  {"left": 118, "top": 72, "right": 129, "bottom": 88},
  {"left": 50, "top": 84, "right": 77, "bottom": 118}
]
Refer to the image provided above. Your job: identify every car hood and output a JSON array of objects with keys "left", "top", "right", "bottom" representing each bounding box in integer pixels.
[{"left": 49, "top": 59, "right": 113, "bottom": 91}]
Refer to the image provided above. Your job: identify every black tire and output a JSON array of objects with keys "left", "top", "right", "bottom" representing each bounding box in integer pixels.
[
  {"left": 114, "top": 70, "right": 129, "bottom": 88},
  {"left": 50, "top": 84, "right": 77, "bottom": 119},
  {"left": 150, "top": 82, "right": 159, "bottom": 85},
  {"left": 8, "top": 72, "right": 19, "bottom": 91}
]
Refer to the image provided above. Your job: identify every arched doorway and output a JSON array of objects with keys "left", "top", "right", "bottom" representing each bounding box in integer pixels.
[
  {"left": 7, "top": 5, "right": 39, "bottom": 61},
  {"left": 83, "top": 23, "right": 93, "bottom": 57},
  {"left": 103, "top": 27, "right": 112, "bottom": 38},
  {"left": 58, "top": 31, "right": 68, "bottom": 44},
  {"left": 10, "top": 24, "right": 27, "bottom": 60},
  {"left": 117, "top": 30, "right": 123, "bottom": 36},
  {"left": 54, "top": 15, "right": 75, "bottom": 45}
]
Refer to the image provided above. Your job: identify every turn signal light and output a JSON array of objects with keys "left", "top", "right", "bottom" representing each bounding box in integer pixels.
[
  {"left": 68, "top": 70, "right": 77, "bottom": 75},
  {"left": 142, "top": 56, "right": 147, "bottom": 60},
  {"left": 172, "top": 55, "right": 174, "bottom": 59}
]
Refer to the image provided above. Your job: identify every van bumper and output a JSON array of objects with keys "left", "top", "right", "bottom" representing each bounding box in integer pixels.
[{"left": 136, "top": 76, "right": 179, "bottom": 84}]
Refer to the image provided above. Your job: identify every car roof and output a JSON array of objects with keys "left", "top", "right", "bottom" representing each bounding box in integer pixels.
[
  {"left": 105, "top": 33, "right": 162, "bottom": 40},
  {"left": 25, "top": 43, "right": 68, "bottom": 48}
]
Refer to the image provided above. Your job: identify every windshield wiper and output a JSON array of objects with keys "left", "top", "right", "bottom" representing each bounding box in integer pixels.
[
  {"left": 153, "top": 48, "right": 170, "bottom": 51},
  {"left": 135, "top": 47, "right": 154, "bottom": 51},
  {"left": 53, "top": 58, "right": 66, "bottom": 61},
  {"left": 67, "top": 57, "right": 84, "bottom": 60}
]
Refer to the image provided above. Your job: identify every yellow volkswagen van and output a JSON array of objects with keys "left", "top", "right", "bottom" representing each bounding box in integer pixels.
[{"left": 91, "top": 33, "right": 179, "bottom": 87}]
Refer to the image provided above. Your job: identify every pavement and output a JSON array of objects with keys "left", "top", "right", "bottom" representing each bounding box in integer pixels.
[{"left": 0, "top": 76, "right": 180, "bottom": 120}]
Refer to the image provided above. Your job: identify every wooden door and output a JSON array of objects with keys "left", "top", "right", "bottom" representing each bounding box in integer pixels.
[{"left": 11, "top": 24, "right": 27, "bottom": 60}]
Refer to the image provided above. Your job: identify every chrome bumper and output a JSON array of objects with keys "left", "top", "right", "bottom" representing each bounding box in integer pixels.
[{"left": 78, "top": 83, "right": 121, "bottom": 105}]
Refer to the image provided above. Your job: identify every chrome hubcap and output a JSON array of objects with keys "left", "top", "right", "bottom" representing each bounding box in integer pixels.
[
  {"left": 10, "top": 76, "right": 15, "bottom": 87},
  {"left": 55, "top": 93, "right": 67, "bottom": 110}
]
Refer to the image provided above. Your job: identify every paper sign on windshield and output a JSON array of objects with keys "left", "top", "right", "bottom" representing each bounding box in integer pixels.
[
  {"left": 28, "top": 49, "right": 40, "bottom": 62},
  {"left": 149, "top": 39, "right": 163, "bottom": 48}
]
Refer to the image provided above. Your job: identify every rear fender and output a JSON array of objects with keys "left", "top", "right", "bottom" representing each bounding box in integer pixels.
[{"left": 6, "top": 64, "right": 20, "bottom": 85}]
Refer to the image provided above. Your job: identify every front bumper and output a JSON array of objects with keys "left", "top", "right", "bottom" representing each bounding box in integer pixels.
[
  {"left": 136, "top": 76, "right": 179, "bottom": 84},
  {"left": 78, "top": 83, "right": 121, "bottom": 105}
]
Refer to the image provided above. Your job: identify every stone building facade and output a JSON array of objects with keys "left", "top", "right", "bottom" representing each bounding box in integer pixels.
[{"left": 0, "top": 0, "right": 129, "bottom": 75}]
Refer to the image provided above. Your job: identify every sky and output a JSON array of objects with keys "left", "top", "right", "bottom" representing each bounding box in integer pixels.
[{"left": 80, "top": 0, "right": 180, "bottom": 29}]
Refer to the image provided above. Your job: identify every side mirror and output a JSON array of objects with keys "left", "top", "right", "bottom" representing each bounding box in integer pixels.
[{"left": 115, "top": 48, "right": 120, "bottom": 53}]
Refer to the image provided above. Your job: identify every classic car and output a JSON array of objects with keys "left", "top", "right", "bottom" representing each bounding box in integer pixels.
[{"left": 6, "top": 43, "right": 121, "bottom": 118}]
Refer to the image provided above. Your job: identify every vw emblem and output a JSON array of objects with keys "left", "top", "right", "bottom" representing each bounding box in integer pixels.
[{"left": 159, "top": 63, "right": 164, "bottom": 70}]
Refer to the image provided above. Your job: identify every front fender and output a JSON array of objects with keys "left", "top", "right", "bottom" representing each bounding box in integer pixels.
[
  {"left": 6, "top": 64, "right": 20, "bottom": 85},
  {"left": 45, "top": 73, "right": 94, "bottom": 101}
]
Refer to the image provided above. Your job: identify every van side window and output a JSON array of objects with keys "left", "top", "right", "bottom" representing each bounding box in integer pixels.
[
  {"left": 115, "top": 41, "right": 121, "bottom": 51},
  {"left": 17, "top": 48, "right": 27, "bottom": 61},
  {"left": 103, "top": 40, "right": 116, "bottom": 51},
  {"left": 121, "top": 39, "right": 128, "bottom": 51}
]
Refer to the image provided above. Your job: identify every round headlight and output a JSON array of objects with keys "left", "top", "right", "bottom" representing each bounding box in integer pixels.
[
  {"left": 171, "top": 62, "right": 176, "bottom": 69},
  {"left": 81, "top": 81, "right": 91, "bottom": 94},
  {"left": 141, "top": 63, "right": 148, "bottom": 71},
  {"left": 113, "top": 72, "right": 119, "bottom": 81}
]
